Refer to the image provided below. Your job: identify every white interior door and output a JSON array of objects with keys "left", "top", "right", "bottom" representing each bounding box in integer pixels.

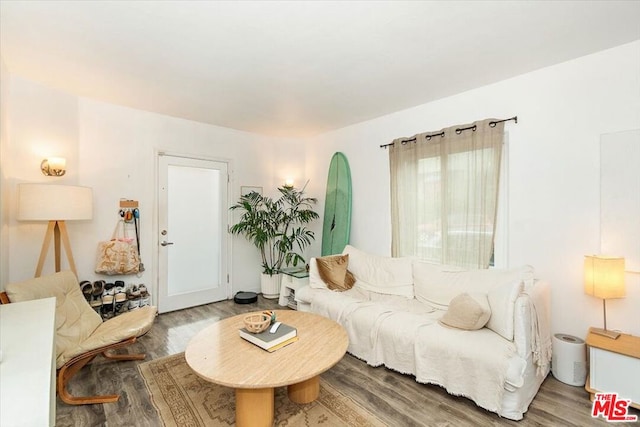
[{"left": 157, "top": 154, "right": 229, "bottom": 313}]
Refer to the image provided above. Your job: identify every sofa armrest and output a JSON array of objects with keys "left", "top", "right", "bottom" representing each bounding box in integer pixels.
[
  {"left": 294, "top": 284, "right": 314, "bottom": 304},
  {"left": 513, "top": 280, "right": 550, "bottom": 359}
]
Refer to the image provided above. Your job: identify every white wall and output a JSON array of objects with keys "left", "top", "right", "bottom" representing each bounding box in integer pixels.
[
  {"left": 0, "top": 58, "right": 10, "bottom": 287},
  {"left": 4, "top": 76, "right": 297, "bottom": 297},
  {"left": 3, "top": 41, "right": 639, "bottom": 338},
  {"left": 305, "top": 40, "right": 640, "bottom": 339}
]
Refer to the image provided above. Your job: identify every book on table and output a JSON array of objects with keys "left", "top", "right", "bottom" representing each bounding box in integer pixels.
[{"left": 239, "top": 323, "right": 298, "bottom": 352}]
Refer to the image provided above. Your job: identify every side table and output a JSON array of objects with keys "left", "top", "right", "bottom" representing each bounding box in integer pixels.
[
  {"left": 1, "top": 297, "right": 57, "bottom": 426},
  {"left": 585, "top": 327, "right": 640, "bottom": 409},
  {"left": 278, "top": 267, "right": 309, "bottom": 309}
]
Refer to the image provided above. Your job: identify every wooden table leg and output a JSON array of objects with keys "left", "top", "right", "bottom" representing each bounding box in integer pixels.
[
  {"left": 288, "top": 375, "right": 319, "bottom": 404},
  {"left": 235, "top": 387, "right": 274, "bottom": 427}
]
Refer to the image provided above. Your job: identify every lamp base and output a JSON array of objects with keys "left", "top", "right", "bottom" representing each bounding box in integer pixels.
[
  {"left": 35, "top": 220, "right": 78, "bottom": 278},
  {"left": 590, "top": 327, "right": 620, "bottom": 340}
]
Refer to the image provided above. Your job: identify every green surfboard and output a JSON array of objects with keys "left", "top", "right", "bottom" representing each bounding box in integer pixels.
[{"left": 321, "top": 152, "right": 352, "bottom": 256}]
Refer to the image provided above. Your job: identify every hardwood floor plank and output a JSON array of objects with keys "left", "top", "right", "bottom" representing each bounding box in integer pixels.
[{"left": 54, "top": 297, "right": 635, "bottom": 426}]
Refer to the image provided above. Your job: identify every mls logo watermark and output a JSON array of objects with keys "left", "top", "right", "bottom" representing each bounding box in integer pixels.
[{"left": 591, "top": 393, "right": 638, "bottom": 422}]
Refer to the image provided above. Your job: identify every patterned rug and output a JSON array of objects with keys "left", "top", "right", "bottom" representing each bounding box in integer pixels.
[{"left": 138, "top": 353, "right": 386, "bottom": 427}]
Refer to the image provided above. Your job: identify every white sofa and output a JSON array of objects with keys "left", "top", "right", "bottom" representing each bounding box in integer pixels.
[{"left": 295, "top": 245, "right": 551, "bottom": 421}]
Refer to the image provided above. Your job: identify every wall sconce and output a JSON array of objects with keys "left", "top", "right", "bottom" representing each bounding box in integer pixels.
[
  {"left": 284, "top": 179, "right": 294, "bottom": 188},
  {"left": 41, "top": 157, "right": 66, "bottom": 177}
]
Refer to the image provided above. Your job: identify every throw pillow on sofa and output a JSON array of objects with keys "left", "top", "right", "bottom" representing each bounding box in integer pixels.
[
  {"left": 413, "top": 262, "right": 533, "bottom": 309},
  {"left": 315, "top": 254, "right": 356, "bottom": 291},
  {"left": 412, "top": 261, "right": 465, "bottom": 309},
  {"left": 308, "top": 258, "right": 325, "bottom": 289},
  {"left": 342, "top": 245, "right": 414, "bottom": 297},
  {"left": 486, "top": 280, "right": 524, "bottom": 341},
  {"left": 439, "top": 292, "right": 491, "bottom": 330}
]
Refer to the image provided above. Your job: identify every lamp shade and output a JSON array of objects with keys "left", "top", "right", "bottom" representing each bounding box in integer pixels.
[
  {"left": 584, "top": 255, "right": 625, "bottom": 299},
  {"left": 18, "top": 184, "right": 93, "bottom": 221}
]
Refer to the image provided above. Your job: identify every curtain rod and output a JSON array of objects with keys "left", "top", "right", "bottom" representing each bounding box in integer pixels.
[{"left": 379, "top": 116, "right": 517, "bottom": 149}]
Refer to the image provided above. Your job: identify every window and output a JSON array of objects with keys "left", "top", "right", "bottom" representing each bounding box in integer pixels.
[{"left": 389, "top": 119, "right": 506, "bottom": 268}]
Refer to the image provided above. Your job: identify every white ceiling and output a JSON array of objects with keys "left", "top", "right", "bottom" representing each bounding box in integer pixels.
[{"left": 1, "top": 1, "right": 639, "bottom": 138}]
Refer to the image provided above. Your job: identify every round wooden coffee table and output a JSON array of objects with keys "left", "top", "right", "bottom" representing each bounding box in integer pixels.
[{"left": 185, "top": 310, "right": 348, "bottom": 427}]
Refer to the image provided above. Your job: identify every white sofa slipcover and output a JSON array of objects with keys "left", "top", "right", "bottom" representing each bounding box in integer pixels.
[{"left": 295, "top": 245, "right": 551, "bottom": 421}]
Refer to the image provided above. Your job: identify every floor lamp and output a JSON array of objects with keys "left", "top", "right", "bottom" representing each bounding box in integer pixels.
[{"left": 18, "top": 184, "right": 93, "bottom": 278}]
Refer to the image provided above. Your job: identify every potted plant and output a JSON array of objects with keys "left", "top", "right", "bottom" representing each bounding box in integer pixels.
[{"left": 230, "top": 184, "right": 319, "bottom": 298}]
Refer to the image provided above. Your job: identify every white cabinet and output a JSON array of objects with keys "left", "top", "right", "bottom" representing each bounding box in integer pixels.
[
  {"left": 0, "top": 297, "right": 57, "bottom": 426},
  {"left": 586, "top": 328, "right": 640, "bottom": 409}
]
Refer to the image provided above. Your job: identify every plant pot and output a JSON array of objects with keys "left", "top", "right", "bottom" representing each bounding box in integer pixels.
[{"left": 260, "top": 273, "right": 282, "bottom": 299}]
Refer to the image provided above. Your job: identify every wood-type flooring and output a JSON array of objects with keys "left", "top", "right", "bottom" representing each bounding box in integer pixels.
[{"left": 55, "top": 296, "right": 637, "bottom": 426}]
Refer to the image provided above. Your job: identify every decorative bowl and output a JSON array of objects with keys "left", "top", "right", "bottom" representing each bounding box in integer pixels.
[{"left": 243, "top": 313, "right": 271, "bottom": 333}]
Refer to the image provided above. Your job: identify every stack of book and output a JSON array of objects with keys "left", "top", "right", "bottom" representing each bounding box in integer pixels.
[
  {"left": 286, "top": 289, "right": 297, "bottom": 310},
  {"left": 239, "top": 323, "right": 298, "bottom": 352}
]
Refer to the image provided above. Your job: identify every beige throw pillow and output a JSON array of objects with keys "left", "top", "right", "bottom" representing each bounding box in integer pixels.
[
  {"left": 315, "top": 254, "right": 356, "bottom": 291},
  {"left": 439, "top": 292, "right": 491, "bottom": 330}
]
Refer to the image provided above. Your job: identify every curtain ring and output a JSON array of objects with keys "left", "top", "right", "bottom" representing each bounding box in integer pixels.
[
  {"left": 425, "top": 135, "right": 431, "bottom": 141},
  {"left": 489, "top": 121, "right": 497, "bottom": 128},
  {"left": 472, "top": 125, "right": 477, "bottom": 131}
]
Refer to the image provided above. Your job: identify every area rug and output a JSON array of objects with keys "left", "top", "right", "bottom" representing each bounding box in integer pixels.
[{"left": 139, "top": 353, "right": 387, "bottom": 427}]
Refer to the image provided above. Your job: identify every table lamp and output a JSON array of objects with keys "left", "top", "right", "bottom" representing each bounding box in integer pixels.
[
  {"left": 18, "top": 184, "right": 93, "bottom": 278},
  {"left": 584, "top": 255, "right": 625, "bottom": 339}
]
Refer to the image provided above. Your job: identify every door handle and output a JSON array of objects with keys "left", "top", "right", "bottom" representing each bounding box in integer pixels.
[{"left": 161, "top": 241, "right": 174, "bottom": 246}]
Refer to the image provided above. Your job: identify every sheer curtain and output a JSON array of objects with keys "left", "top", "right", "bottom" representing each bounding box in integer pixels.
[{"left": 390, "top": 119, "right": 504, "bottom": 268}]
